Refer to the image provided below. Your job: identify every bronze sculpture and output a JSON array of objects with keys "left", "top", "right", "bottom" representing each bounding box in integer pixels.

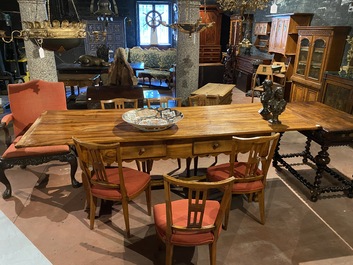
[
  {"left": 268, "top": 86, "right": 287, "bottom": 124},
  {"left": 258, "top": 79, "right": 273, "bottom": 120}
]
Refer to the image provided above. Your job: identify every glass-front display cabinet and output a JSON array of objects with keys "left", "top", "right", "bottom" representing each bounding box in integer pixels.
[
  {"left": 290, "top": 26, "right": 351, "bottom": 102},
  {"left": 295, "top": 37, "right": 326, "bottom": 81},
  {"left": 308, "top": 39, "right": 325, "bottom": 80}
]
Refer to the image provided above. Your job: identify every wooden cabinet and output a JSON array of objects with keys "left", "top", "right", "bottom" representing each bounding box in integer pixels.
[
  {"left": 199, "top": 5, "right": 222, "bottom": 63},
  {"left": 254, "top": 22, "right": 271, "bottom": 52},
  {"left": 321, "top": 72, "right": 353, "bottom": 114},
  {"left": 291, "top": 26, "right": 351, "bottom": 102},
  {"left": 268, "top": 13, "right": 313, "bottom": 56},
  {"left": 84, "top": 18, "right": 126, "bottom": 56},
  {"left": 228, "top": 14, "right": 253, "bottom": 47}
]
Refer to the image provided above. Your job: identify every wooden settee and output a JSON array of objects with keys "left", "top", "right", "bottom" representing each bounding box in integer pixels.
[{"left": 128, "top": 46, "right": 176, "bottom": 86}]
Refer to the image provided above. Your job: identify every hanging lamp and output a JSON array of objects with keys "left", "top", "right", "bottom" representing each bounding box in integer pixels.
[
  {"left": 0, "top": 0, "right": 86, "bottom": 53},
  {"left": 161, "top": 0, "right": 214, "bottom": 37}
]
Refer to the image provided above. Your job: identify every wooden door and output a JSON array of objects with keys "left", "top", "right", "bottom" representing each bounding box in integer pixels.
[
  {"left": 279, "top": 18, "right": 290, "bottom": 53},
  {"left": 268, "top": 18, "right": 278, "bottom": 53}
]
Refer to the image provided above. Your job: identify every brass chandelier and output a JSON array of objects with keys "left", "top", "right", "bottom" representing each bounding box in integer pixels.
[
  {"left": 0, "top": 0, "right": 87, "bottom": 52},
  {"left": 0, "top": 0, "right": 119, "bottom": 52},
  {"left": 217, "top": 0, "right": 271, "bottom": 15}
]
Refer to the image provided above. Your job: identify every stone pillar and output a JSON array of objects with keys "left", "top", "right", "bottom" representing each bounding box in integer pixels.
[
  {"left": 175, "top": 0, "right": 200, "bottom": 103},
  {"left": 17, "top": 0, "right": 57, "bottom": 81}
]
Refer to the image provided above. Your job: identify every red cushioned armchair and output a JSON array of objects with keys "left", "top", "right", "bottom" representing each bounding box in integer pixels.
[{"left": 0, "top": 79, "right": 80, "bottom": 199}]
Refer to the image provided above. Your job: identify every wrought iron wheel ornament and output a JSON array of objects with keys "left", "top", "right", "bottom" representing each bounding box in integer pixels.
[{"left": 145, "top": 10, "right": 163, "bottom": 31}]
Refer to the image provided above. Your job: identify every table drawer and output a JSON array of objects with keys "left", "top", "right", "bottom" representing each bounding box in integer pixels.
[
  {"left": 167, "top": 143, "right": 193, "bottom": 159},
  {"left": 121, "top": 144, "right": 167, "bottom": 160},
  {"left": 193, "top": 140, "right": 232, "bottom": 155}
]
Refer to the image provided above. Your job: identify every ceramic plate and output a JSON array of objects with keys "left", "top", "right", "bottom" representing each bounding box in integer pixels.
[{"left": 122, "top": 108, "right": 183, "bottom": 131}]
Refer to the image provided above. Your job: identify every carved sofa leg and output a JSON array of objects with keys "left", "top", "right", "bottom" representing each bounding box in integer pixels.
[
  {"left": 61, "top": 151, "right": 81, "bottom": 188},
  {"left": 0, "top": 150, "right": 81, "bottom": 199},
  {"left": 0, "top": 163, "right": 13, "bottom": 199}
]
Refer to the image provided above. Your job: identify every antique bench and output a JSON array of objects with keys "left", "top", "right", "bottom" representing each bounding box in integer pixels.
[{"left": 128, "top": 46, "right": 176, "bottom": 87}]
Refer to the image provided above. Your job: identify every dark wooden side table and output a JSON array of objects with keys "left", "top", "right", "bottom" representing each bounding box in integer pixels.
[
  {"left": 234, "top": 54, "right": 272, "bottom": 92},
  {"left": 274, "top": 102, "right": 353, "bottom": 201},
  {"left": 57, "top": 63, "right": 109, "bottom": 98}
]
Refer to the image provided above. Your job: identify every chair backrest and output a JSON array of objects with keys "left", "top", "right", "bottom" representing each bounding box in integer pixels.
[
  {"left": 8, "top": 79, "right": 67, "bottom": 137},
  {"left": 72, "top": 137, "right": 127, "bottom": 195},
  {"left": 272, "top": 62, "right": 287, "bottom": 73},
  {"left": 252, "top": 64, "right": 274, "bottom": 91},
  {"left": 228, "top": 133, "right": 280, "bottom": 182},
  {"left": 254, "top": 64, "right": 274, "bottom": 80},
  {"left": 163, "top": 174, "right": 235, "bottom": 238},
  {"left": 100, "top": 98, "right": 138, "bottom": 109},
  {"left": 147, "top": 97, "right": 182, "bottom": 108}
]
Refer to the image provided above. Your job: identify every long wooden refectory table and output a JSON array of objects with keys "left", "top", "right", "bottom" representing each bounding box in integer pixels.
[{"left": 10, "top": 102, "right": 353, "bottom": 201}]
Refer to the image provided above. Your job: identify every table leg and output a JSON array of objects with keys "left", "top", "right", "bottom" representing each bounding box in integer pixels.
[{"left": 309, "top": 145, "right": 330, "bottom": 201}]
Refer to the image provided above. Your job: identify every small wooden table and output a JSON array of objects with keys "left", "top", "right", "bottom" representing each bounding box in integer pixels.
[
  {"left": 191, "top": 83, "right": 234, "bottom": 104},
  {"left": 58, "top": 74, "right": 98, "bottom": 90}
]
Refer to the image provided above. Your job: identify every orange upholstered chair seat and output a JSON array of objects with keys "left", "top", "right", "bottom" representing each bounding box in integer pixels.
[
  {"left": 91, "top": 167, "right": 150, "bottom": 199},
  {"left": 207, "top": 162, "right": 264, "bottom": 193}
]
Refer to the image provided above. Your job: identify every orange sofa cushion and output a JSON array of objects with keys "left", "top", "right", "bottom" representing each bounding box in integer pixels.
[{"left": 2, "top": 136, "right": 70, "bottom": 159}]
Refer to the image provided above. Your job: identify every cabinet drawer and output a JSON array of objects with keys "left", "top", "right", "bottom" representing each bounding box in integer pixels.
[
  {"left": 193, "top": 140, "right": 232, "bottom": 155},
  {"left": 121, "top": 144, "right": 166, "bottom": 160}
]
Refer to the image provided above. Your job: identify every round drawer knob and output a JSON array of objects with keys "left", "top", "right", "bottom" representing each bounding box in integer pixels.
[
  {"left": 139, "top": 148, "right": 146, "bottom": 155},
  {"left": 212, "top": 143, "right": 219, "bottom": 149}
]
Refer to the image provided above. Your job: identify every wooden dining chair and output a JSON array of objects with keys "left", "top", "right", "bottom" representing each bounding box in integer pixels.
[
  {"left": 72, "top": 137, "right": 152, "bottom": 238},
  {"left": 272, "top": 61, "right": 287, "bottom": 86},
  {"left": 251, "top": 64, "right": 274, "bottom": 103},
  {"left": 146, "top": 97, "right": 182, "bottom": 108},
  {"left": 100, "top": 98, "right": 138, "bottom": 109},
  {"left": 153, "top": 174, "right": 235, "bottom": 265},
  {"left": 100, "top": 97, "right": 141, "bottom": 171},
  {"left": 207, "top": 133, "right": 280, "bottom": 228}
]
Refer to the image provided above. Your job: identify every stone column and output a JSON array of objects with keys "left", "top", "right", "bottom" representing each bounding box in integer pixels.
[
  {"left": 17, "top": 0, "right": 57, "bottom": 81},
  {"left": 175, "top": 0, "right": 200, "bottom": 103}
]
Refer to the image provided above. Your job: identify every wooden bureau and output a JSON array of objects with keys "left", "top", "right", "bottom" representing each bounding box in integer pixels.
[{"left": 234, "top": 54, "right": 272, "bottom": 92}]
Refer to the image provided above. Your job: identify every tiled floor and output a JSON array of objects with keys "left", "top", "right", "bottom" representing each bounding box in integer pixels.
[{"left": 1, "top": 87, "right": 353, "bottom": 265}]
